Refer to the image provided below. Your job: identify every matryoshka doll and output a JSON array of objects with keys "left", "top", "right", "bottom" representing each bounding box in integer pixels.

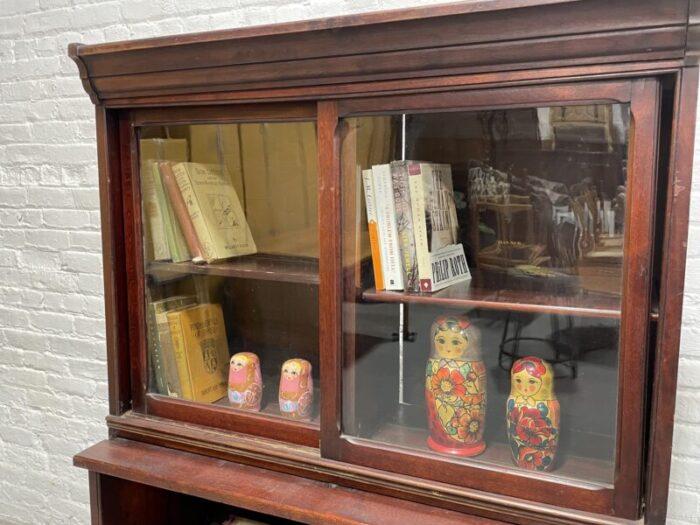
[
  {"left": 278, "top": 358, "right": 313, "bottom": 419},
  {"left": 506, "top": 357, "right": 560, "bottom": 471},
  {"left": 425, "top": 315, "right": 487, "bottom": 456},
  {"left": 228, "top": 352, "right": 262, "bottom": 411}
]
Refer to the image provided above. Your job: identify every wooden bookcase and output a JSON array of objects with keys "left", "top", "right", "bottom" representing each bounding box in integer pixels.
[{"left": 68, "top": 1, "right": 700, "bottom": 523}]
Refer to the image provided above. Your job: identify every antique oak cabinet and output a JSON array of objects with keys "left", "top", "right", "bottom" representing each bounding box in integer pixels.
[{"left": 69, "top": 1, "right": 700, "bottom": 523}]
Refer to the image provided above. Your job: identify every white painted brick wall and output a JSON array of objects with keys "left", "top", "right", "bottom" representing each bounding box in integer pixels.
[{"left": 0, "top": 1, "right": 698, "bottom": 523}]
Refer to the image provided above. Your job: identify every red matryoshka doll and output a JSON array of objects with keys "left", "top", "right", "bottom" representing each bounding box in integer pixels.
[
  {"left": 278, "top": 358, "right": 313, "bottom": 419},
  {"left": 425, "top": 315, "right": 487, "bottom": 456},
  {"left": 506, "top": 357, "right": 560, "bottom": 471},
  {"left": 228, "top": 352, "right": 262, "bottom": 411}
]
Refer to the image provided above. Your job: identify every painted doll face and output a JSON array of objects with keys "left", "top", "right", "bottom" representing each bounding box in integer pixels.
[
  {"left": 434, "top": 330, "right": 468, "bottom": 359},
  {"left": 230, "top": 354, "right": 248, "bottom": 372},
  {"left": 513, "top": 368, "right": 542, "bottom": 397},
  {"left": 282, "top": 361, "right": 302, "bottom": 381}
]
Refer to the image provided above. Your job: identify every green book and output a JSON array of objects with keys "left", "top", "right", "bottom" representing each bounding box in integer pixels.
[
  {"left": 147, "top": 295, "right": 197, "bottom": 397},
  {"left": 152, "top": 163, "right": 191, "bottom": 263}
]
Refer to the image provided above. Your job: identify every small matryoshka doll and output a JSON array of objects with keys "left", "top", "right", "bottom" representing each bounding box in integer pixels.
[
  {"left": 228, "top": 352, "right": 262, "bottom": 411},
  {"left": 506, "top": 357, "right": 560, "bottom": 472},
  {"left": 278, "top": 358, "right": 313, "bottom": 419},
  {"left": 425, "top": 315, "right": 487, "bottom": 456}
]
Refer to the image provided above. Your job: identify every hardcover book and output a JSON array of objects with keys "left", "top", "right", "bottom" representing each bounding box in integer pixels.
[
  {"left": 139, "top": 138, "right": 188, "bottom": 261},
  {"left": 407, "top": 161, "right": 470, "bottom": 292},
  {"left": 166, "top": 303, "right": 230, "bottom": 403},
  {"left": 390, "top": 161, "right": 419, "bottom": 292},
  {"left": 152, "top": 163, "right": 190, "bottom": 263},
  {"left": 148, "top": 295, "right": 197, "bottom": 398},
  {"left": 171, "top": 162, "right": 257, "bottom": 263},
  {"left": 361, "top": 169, "right": 385, "bottom": 290}
]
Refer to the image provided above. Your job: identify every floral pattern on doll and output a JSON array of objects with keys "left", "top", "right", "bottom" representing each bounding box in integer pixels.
[{"left": 506, "top": 357, "right": 559, "bottom": 472}]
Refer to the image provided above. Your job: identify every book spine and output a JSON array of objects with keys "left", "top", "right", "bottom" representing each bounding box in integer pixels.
[
  {"left": 361, "top": 169, "right": 385, "bottom": 291},
  {"left": 171, "top": 163, "right": 218, "bottom": 263},
  {"left": 152, "top": 163, "right": 188, "bottom": 263},
  {"left": 167, "top": 313, "right": 194, "bottom": 400},
  {"left": 160, "top": 162, "right": 204, "bottom": 263},
  {"left": 147, "top": 303, "right": 168, "bottom": 395},
  {"left": 391, "top": 161, "right": 419, "bottom": 292},
  {"left": 408, "top": 162, "right": 433, "bottom": 292},
  {"left": 372, "top": 164, "right": 404, "bottom": 291},
  {"left": 142, "top": 161, "right": 170, "bottom": 261}
]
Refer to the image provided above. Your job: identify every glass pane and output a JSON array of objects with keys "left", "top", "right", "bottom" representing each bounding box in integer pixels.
[
  {"left": 341, "top": 104, "right": 628, "bottom": 485},
  {"left": 140, "top": 122, "right": 319, "bottom": 426}
]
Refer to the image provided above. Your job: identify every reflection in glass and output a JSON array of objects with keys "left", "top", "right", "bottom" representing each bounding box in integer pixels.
[
  {"left": 342, "top": 104, "right": 628, "bottom": 485},
  {"left": 140, "top": 122, "right": 320, "bottom": 425}
]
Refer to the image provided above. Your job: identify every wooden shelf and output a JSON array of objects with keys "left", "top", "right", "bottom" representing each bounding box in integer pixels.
[
  {"left": 363, "top": 281, "right": 621, "bottom": 319},
  {"left": 146, "top": 393, "right": 319, "bottom": 448},
  {"left": 212, "top": 390, "right": 320, "bottom": 427},
  {"left": 361, "top": 421, "right": 614, "bottom": 489},
  {"left": 147, "top": 254, "right": 319, "bottom": 285},
  {"left": 76, "top": 439, "right": 502, "bottom": 525}
]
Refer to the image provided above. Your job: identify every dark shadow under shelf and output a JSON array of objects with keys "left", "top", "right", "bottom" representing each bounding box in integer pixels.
[
  {"left": 363, "top": 281, "right": 621, "bottom": 319},
  {"left": 147, "top": 254, "right": 319, "bottom": 285}
]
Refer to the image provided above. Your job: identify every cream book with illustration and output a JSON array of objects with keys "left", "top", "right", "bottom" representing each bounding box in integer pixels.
[{"left": 171, "top": 162, "right": 257, "bottom": 263}]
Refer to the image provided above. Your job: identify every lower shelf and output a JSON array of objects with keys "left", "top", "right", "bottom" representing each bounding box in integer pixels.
[
  {"left": 365, "top": 420, "right": 614, "bottom": 488},
  {"left": 75, "top": 438, "right": 502, "bottom": 525}
]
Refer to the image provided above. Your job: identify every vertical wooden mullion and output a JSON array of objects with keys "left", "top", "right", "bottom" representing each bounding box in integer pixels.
[
  {"left": 119, "top": 112, "right": 147, "bottom": 413},
  {"left": 95, "top": 106, "right": 131, "bottom": 416},
  {"left": 318, "top": 100, "right": 342, "bottom": 457},
  {"left": 614, "top": 78, "right": 661, "bottom": 518},
  {"left": 645, "top": 66, "right": 699, "bottom": 525}
]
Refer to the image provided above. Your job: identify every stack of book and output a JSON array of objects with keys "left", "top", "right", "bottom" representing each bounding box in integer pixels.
[
  {"left": 140, "top": 138, "right": 257, "bottom": 265},
  {"left": 363, "top": 161, "right": 471, "bottom": 293},
  {"left": 148, "top": 296, "right": 231, "bottom": 402}
]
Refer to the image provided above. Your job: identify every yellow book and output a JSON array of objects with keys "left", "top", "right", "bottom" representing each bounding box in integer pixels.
[
  {"left": 171, "top": 162, "right": 257, "bottom": 263},
  {"left": 166, "top": 303, "right": 230, "bottom": 402}
]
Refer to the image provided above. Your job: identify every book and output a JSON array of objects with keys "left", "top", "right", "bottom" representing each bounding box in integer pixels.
[
  {"left": 407, "top": 161, "right": 470, "bottom": 292},
  {"left": 140, "top": 138, "right": 189, "bottom": 262},
  {"left": 148, "top": 295, "right": 197, "bottom": 397},
  {"left": 141, "top": 160, "right": 170, "bottom": 261},
  {"left": 166, "top": 303, "right": 230, "bottom": 402},
  {"left": 361, "top": 169, "right": 385, "bottom": 290},
  {"left": 390, "top": 161, "right": 419, "bottom": 292},
  {"left": 160, "top": 161, "right": 204, "bottom": 263},
  {"left": 372, "top": 163, "right": 404, "bottom": 291},
  {"left": 171, "top": 162, "right": 257, "bottom": 263},
  {"left": 152, "top": 163, "right": 190, "bottom": 263}
]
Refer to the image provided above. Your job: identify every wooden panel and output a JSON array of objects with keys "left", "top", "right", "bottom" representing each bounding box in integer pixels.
[
  {"left": 95, "top": 107, "right": 131, "bottom": 415},
  {"left": 68, "top": 0, "right": 689, "bottom": 103},
  {"left": 87, "top": 27, "right": 685, "bottom": 101},
  {"left": 76, "top": 439, "right": 502, "bottom": 525},
  {"left": 147, "top": 256, "right": 319, "bottom": 285},
  {"left": 318, "top": 100, "right": 342, "bottom": 458},
  {"left": 644, "top": 67, "right": 700, "bottom": 524},
  {"left": 146, "top": 394, "right": 319, "bottom": 448},
  {"left": 611, "top": 78, "right": 660, "bottom": 519}
]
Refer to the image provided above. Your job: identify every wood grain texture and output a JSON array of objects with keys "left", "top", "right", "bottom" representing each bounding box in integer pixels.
[
  {"left": 644, "top": 67, "right": 700, "bottom": 525},
  {"left": 611, "top": 78, "right": 660, "bottom": 519},
  {"left": 104, "top": 413, "right": 638, "bottom": 525},
  {"left": 68, "top": 0, "right": 688, "bottom": 103},
  {"left": 77, "top": 439, "right": 503, "bottom": 525},
  {"left": 318, "top": 100, "right": 342, "bottom": 459},
  {"left": 70, "top": 1, "right": 700, "bottom": 523}
]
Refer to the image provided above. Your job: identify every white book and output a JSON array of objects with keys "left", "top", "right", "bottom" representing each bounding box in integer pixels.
[
  {"left": 361, "top": 169, "right": 385, "bottom": 290},
  {"left": 408, "top": 162, "right": 470, "bottom": 292},
  {"left": 372, "top": 164, "right": 404, "bottom": 291}
]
